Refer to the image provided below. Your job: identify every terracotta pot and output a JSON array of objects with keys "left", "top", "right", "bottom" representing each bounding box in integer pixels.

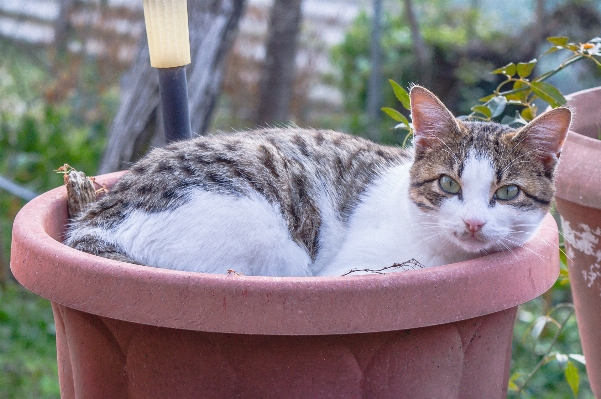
[
  {"left": 11, "top": 172, "right": 559, "bottom": 399},
  {"left": 555, "top": 86, "right": 601, "bottom": 398}
]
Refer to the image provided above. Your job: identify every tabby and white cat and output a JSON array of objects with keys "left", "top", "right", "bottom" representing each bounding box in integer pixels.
[{"left": 65, "top": 86, "right": 571, "bottom": 277}]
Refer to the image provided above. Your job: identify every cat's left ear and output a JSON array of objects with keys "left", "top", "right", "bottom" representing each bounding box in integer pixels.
[
  {"left": 512, "top": 107, "right": 572, "bottom": 162},
  {"left": 410, "top": 85, "right": 462, "bottom": 150}
]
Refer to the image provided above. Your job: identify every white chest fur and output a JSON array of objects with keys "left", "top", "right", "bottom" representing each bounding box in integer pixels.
[{"left": 317, "top": 163, "right": 456, "bottom": 276}]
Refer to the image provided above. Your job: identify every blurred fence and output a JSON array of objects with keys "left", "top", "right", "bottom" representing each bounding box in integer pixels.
[
  {"left": 0, "top": 0, "right": 366, "bottom": 125},
  {"left": 0, "top": 0, "right": 143, "bottom": 66}
]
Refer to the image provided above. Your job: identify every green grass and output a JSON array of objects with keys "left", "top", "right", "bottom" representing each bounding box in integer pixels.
[
  {"left": 0, "top": 40, "right": 116, "bottom": 398},
  {"left": 508, "top": 260, "right": 594, "bottom": 398},
  {"left": 0, "top": 283, "right": 60, "bottom": 399}
]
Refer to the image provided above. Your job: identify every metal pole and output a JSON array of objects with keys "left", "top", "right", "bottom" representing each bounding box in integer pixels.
[
  {"left": 143, "top": 0, "right": 192, "bottom": 143},
  {"left": 158, "top": 66, "right": 192, "bottom": 143}
]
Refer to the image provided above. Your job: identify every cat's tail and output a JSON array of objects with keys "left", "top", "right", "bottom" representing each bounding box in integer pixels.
[
  {"left": 64, "top": 170, "right": 141, "bottom": 265},
  {"left": 65, "top": 170, "right": 97, "bottom": 219}
]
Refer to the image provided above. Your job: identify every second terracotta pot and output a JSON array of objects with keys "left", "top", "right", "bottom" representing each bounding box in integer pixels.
[{"left": 555, "top": 86, "right": 601, "bottom": 398}]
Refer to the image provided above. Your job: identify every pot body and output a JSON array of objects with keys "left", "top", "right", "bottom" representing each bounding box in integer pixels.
[
  {"left": 11, "top": 172, "right": 559, "bottom": 399},
  {"left": 51, "top": 303, "right": 516, "bottom": 399},
  {"left": 555, "top": 86, "right": 601, "bottom": 398}
]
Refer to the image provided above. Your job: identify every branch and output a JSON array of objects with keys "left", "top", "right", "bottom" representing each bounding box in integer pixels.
[{"left": 0, "top": 176, "right": 37, "bottom": 201}]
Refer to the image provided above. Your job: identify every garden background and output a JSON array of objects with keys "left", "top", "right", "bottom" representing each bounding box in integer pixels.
[{"left": 1, "top": 0, "right": 600, "bottom": 397}]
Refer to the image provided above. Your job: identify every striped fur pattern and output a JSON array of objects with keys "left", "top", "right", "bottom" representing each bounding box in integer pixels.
[{"left": 65, "top": 86, "right": 571, "bottom": 276}]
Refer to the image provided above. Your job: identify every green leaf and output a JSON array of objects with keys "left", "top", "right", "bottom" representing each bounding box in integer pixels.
[
  {"left": 504, "top": 97, "right": 524, "bottom": 104},
  {"left": 542, "top": 46, "right": 561, "bottom": 56},
  {"left": 530, "top": 81, "right": 567, "bottom": 108},
  {"left": 389, "top": 80, "right": 410, "bottom": 109},
  {"left": 531, "top": 316, "right": 549, "bottom": 340},
  {"left": 394, "top": 122, "right": 412, "bottom": 131},
  {"left": 507, "top": 373, "right": 522, "bottom": 392},
  {"left": 381, "top": 107, "right": 406, "bottom": 123},
  {"left": 492, "top": 63, "right": 516, "bottom": 77},
  {"left": 566, "top": 44, "right": 580, "bottom": 52},
  {"left": 501, "top": 110, "right": 528, "bottom": 126},
  {"left": 556, "top": 353, "right": 569, "bottom": 368},
  {"left": 488, "top": 96, "right": 508, "bottom": 118},
  {"left": 521, "top": 105, "right": 537, "bottom": 121},
  {"left": 471, "top": 105, "right": 492, "bottom": 118},
  {"left": 510, "top": 80, "right": 530, "bottom": 103},
  {"left": 547, "top": 36, "right": 569, "bottom": 46},
  {"left": 565, "top": 360, "right": 579, "bottom": 397},
  {"left": 517, "top": 59, "right": 537, "bottom": 78},
  {"left": 569, "top": 354, "right": 586, "bottom": 365},
  {"left": 478, "top": 94, "right": 496, "bottom": 102},
  {"left": 397, "top": 114, "right": 410, "bottom": 128}
]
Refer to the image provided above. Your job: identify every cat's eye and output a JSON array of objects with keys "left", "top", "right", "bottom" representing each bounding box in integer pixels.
[
  {"left": 495, "top": 185, "right": 520, "bottom": 200},
  {"left": 439, "top": 175, "right": 461, "bottom": 194}
]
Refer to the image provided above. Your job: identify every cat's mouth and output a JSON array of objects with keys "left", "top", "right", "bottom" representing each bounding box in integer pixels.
[{"left": 452, "top": 231, "right": 492, "bottom": 253}]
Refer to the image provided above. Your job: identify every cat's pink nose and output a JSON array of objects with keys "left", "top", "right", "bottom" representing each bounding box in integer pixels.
[{"left": 464, "top": 219, "right": 485, "bottom": 234}]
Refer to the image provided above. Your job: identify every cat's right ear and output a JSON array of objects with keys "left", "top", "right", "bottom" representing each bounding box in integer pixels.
[
  {"left": 511, "top": 107, "right": 572, "bottom": 164},
  {"left": 410, "top": 86, "right": 461, "bottom": 149}
]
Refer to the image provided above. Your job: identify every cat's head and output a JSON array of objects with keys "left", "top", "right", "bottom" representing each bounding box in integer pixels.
[{"left": 408, "top": 85, "right": 571, "bottom": 256}]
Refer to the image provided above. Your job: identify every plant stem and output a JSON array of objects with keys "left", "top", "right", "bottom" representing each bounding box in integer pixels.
[
  {"left": 497, "top": 55, "right": 585, "bottom": 99},
  {"left": 535, "top": 54, "right": 584, "bottom": 83},
  {"left": 514, "top": 307, "right": 575, "bottom": 395}
]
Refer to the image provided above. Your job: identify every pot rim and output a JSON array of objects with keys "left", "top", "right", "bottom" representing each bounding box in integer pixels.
[{"left": 11, "top": 172, "right": 559, "bottom": 335}]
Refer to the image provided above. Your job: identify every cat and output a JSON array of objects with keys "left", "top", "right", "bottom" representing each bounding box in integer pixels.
[{"left": 64, "top": 86, "right": 571, "bottom": 277}]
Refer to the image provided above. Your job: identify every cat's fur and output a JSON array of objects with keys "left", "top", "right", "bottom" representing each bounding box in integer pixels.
[{"left": 65, "top": 86, "right": 571, "bottom": 276}]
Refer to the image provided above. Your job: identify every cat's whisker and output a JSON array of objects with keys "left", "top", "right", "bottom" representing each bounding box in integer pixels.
[
  {"left": 510, "top": 229, "right": 573, "bottom": 262},
  {"left": 413, "top": 232, "right": 448, "bottom": 248},
  {"left": 439, "top": 237, "right": 462, "bottom": 260},
  {"left": 495, "top": 239, "right": 520, "bottom": 261},
  {"left": 407, "top": 220, "right": 440, "bottom": 227},
  {"left": 406, "top": 230, "right": 444, "bottom": 237},
  {"left": 513, "top": 223, "right": 567, "bottom": 236},
  {"left": 500, "top": 237, "right": 546, "bottom": 262},
  {"left": 406, "top": 223, "right": 443, "bottom": 230}
]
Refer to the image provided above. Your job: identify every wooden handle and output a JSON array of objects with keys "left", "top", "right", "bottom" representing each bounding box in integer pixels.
[{"left": 143, "top": 0, "right": 191, "bottom": 68}]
